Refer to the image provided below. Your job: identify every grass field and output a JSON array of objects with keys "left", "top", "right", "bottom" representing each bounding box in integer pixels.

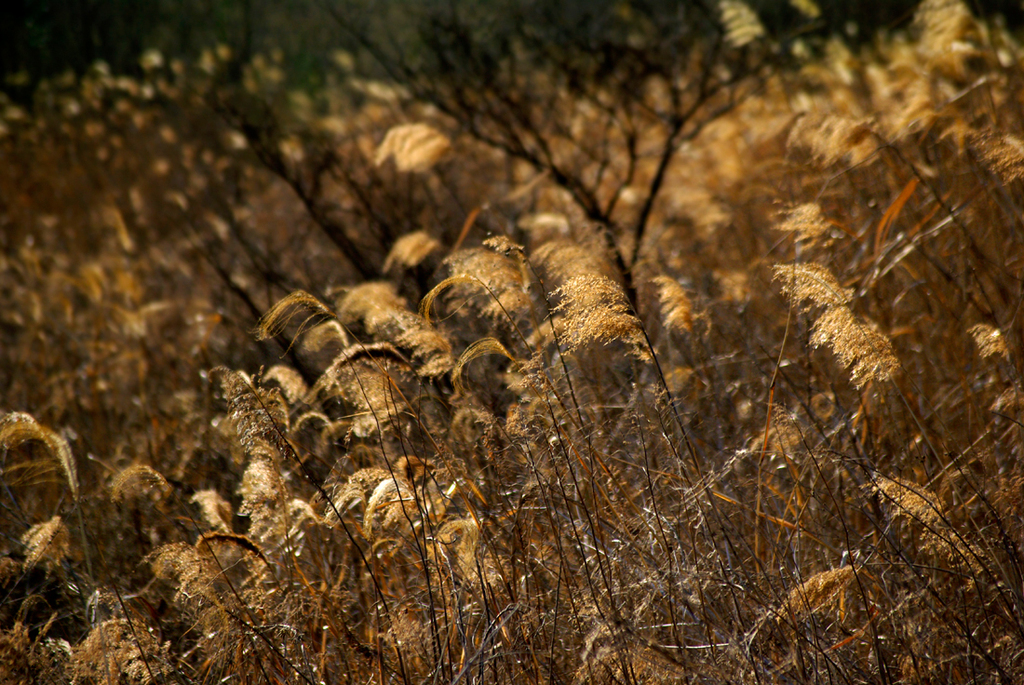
[{"left": 3, "top": 2, "right": 1024, "bottom": 683}]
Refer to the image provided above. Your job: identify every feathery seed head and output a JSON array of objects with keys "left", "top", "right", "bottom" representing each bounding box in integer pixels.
[
  {"left": 915, "top": 0, "right": 977, "bottom": 56},
  {"left": 254, "top": 290, "right": 336, "bottom": 342},
  {"left": 383, "top": 230, "right": 441, "bottom": 272},
  {"left": 517, "top": 212, "right": 571, "bottom": 245},
  {"left": 555, "top": 275, "right": 649, "bottom": 360},
  {"left": 810, "top": 307, "right": 899, "bottom": 387},
  {"left": 873, "top": 476, "right": 942, "bottom": 524},
  {"left": 374, "top": 123, "right": 450, "bottom": 172},
  {"left": 0, "top": 412, "right": 79, "bottom": 501},
  {"left": 336, "top": 283, "right": 453, "bottom": 376},
  {"left": 719, "top": 1, "right": 766, "bottom": 48},
  {"left": 441, "top": 248, "right": 529, "bottom": 321},
  {"left": 111, "top": 464, "right": 171, "bottom": 502},
  {"left": 653, "top": 275, "right": 695, "bottom": 334},
  {"left": 788, "top": 113, "right": 877, "bottom": 166},
  {"left": 774, "top": 263, "right": 853, "bottom": 309},
  {"left": 22, "top": 516, "right": 70, "bottom": 571},
  {"left": 483, "top": 235, "right": 525, "bottom": 257},
  {"left": 216, "top": 368, "right": 290, "bottom": 455},
  {"left": 776, "top": 204, "right": 833, "bottom": 245},
  {"left": 262, "top": 364, "right": 310, "bottom": 405},
  {"left": 337, "top": 282, "right": 408, "bottom": 334},
  {"left": 191, "top": 490, "right": 234, "bottom": 532},
  {"left": 969, "top": 323, "right": 1009, "bottom": 359},
  {"left": 533, "top": 238, "right": 618, "bottom": 285},
  {"left": 786, "top": 566, "right": 855, "bottom": 620},
  {"left": 975, "top": 133, "right": 1024, "bottom": 183}
]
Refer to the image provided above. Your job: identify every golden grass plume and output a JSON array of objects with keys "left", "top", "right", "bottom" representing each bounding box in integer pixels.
[
  {"left": 969, "top": 323, "right": 1009, "bottom": 360},
  {"left": 299, "top": 320, "right": 350, "bottom": 353},
  {"left": 426, "top": 247, "right": 529, "bottom": 323},
  {"left": 22, "top": 515, "right": 71, "bottom": 571},
  {"left": 190, "top": 489, "right": 234, "bottom": 533},
  {"left": 253, "top": 289, "right": 336, "bottom": 342},
  {"left": 786, "top": 566, "right": 855, "bottom": 620},
  {"left": 216, "top": 368, "right": 290, "bottom": 455},
  {"left": 718, "top": 0, "right": 766, "bottom": 48},
  {"left": 374, "top": 123, "right": 451, "bottom": 172},
  {"left": 555, "top": 275, "right": 649, "bottom": 361},
  {"left": 310, "top": 354, "right": 405, "bottom": 437},
  {"left": 873, "top": 476, "right": 942, "bottom": 525},
  {"left": 111, "top": 464, "right": 171, "bottom": 503},
  {"left": 238, "top": 446, "right": 288, "bottom": 545},
  {"left": 788, "top": 113, "right": 876, "bottom": 167},
  {"left": 383, "top": 230, "right": 442, "bottom": 272},
  {"left": 809, "top": 307, "right": 899, "bottom": 387},
  {"left": 775, "top": 203, "right": 833, "bottom": 245},
  {"left": 452, "top": 338, "right": 517, "bottom": 394},
  {"left": 974, "top": 134, "right": 1024, "bottom": 183},
  {"left": 533, "top": 238, "right": 618, "bottom": 285},
  {"left": 773, "top": 263, "right": 852, "bottom": 309},
  {"left": 915, "top": 0, "right": 978, "bottom": 56},
  {"left": 0, "top": 412, "right": 79, "bottom": 501},
  {"left": 872, "top": 476, "right": 985, "bottom": 574},
  {"left": 653, "top": 275, "right": 695, "bottom": 334},
  {"left": 336, "top": 281, "right": 406, "bottom": 333},
  {"left": 71, "top": 618, "right": 172, "bottom": 685},
  {"left": 788, "top": 0, "right": 820, "bottom": 19},
  {"left": 324, "top": 280, "right": 453, "bottom": 377},
  {"left": 262, "top": 364, "right": 310, "bottom": 404}
]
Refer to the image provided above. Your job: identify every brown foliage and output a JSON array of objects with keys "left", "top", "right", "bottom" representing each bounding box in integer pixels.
[{"left": 4, "top": 5, "right": 1024, "bottom": 682}]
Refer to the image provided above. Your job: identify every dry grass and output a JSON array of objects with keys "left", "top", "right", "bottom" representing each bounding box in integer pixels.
[{"left": 3, "top": 3, "right": 1024, "bottom": 683}]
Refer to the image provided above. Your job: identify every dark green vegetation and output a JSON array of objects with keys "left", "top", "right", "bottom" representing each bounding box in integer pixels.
[{"left": 3, "top": 1, "right": 1024, "bottom": 683}]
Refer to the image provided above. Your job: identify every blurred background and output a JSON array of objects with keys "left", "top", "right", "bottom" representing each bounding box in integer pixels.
[{"left": 4, "top": 0, "right": 1023, "bottom": 104}]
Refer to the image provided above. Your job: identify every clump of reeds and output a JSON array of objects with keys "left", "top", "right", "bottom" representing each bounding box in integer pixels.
[{"left": 4, "top": 2, "right": 1024, "bottom": 681}]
